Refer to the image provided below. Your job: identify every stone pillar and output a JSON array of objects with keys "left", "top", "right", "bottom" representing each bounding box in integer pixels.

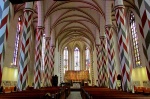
[
  {"left": 95, "top": 28, "right": 101, "bottom": 86},
  {"left": 100, "top": 36, "right": 107, "bottom": 87},
  {"left": 96, "top": 44, "right": 101, "bottom": 86},
  {"left": 105, "top": 25, "right": 117, "bottom": 89},
  {"left": 49, "top": 29, "right": 55, "bottom": 84},
  {"left": 105, "top": 1, "right": 117, "bottom": 89},
  {"left": 34, "top": 1, "right": 44, "bottom": 89},
  {"left": 90, "top": 51, "right": 94, "bottom": 86},
  {"left": 0, "top": 0, "right": 12, "bottom": 85},
  {"left": 135, "top": 0, "right": 150, "bottom": 80},
  {"left": 17, "top": 2, "right": 34, "bottom": 91},
  {"left": 114, "top": 0, "right": 130, "bottom": 91},
  {"left": 43, "top": 17, "right": 51, "bottom": 86}
]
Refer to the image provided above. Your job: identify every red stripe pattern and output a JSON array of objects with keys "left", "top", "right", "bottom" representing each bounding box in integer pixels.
[
  {"left": 100, "top": 37, "right": 108, "bottom": 86},
  {"left": 105, "top": 25, "right": 117, "bottom": 89},
  {"left": 91, "top": 53, "right": 95, "bottom": 86},
  {"left": 135, "top": 0, "right": 150, "bottom": 80},
  {"left": 34, "top": 27, "right": 44, "bottom": 89},
  {"left": 44, "top": 37, "right": 51, "bottom": 86},
  {"left": 49, "top": 46, "right": 55, "bottom": 84},
  {"left": 0, "top": 0, "right": 11, "bottom": 85},
  {"left": 96, "top": 45, "right": 102, "bottom": 86},
  {"left": 115, "top": 6, "right": 130, "bottom": 91},
  {"left": 18, "top": 8, "right": 33, "bottom": 91}
]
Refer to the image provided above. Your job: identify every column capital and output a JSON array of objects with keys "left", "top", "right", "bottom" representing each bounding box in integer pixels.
[
  {"left": 99, "top": 36, "right": 106, "bottom": 39},
  {"left": 24, "top": 8, "right": 34, "bottom": 13},
  {"left": 105, "top": 24, "right": 113, "bottom": 30},
  {"left": 50, "top": 45, "right": 56, "bottom": 48},
  {"left": 37, "top": 26, "right": 44, "bottom": 30},
  {"left": 45, "top": 37, "right": 51, "bottom": 40},
  {"left": 114, "top": 5, "right": 125, "bottom": 11},
  {"left": 96, "top": 44, "right": 101, "bottom": 47}
]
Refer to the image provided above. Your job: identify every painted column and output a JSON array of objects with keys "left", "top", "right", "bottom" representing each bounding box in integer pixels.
[
  {"left": 50, "top": 29, "right": 55, "bottom": 84},
  {"left": 0, "top": 0, "right": 12, "bottom": 85},
  {"left": 114, "top": 0, "right": 130, "bottom": 91},
  {"left": 90, "top": 51, "right": 94, "bottom": 86},
  {"left": 60, "top": 54, "right": 62, "bottom": 83},
  {"left": 105, "top": 1, "right": 117, "bottom": 89},
  {"left": 96, "top": 44, "right": 101, "bottom": 86},
  {"left": 134, "top": 0, "right": 150, "bottom": 80},
  {"left": 34, "top": 1, "right": 44, "bottom": 89},
  {"left": 43, "top": 17, "right": 51, "bottom": 86},
  {"left": 95, "top": 28, "right": 102, "bottom": 86},
  {"left": 99, "top": 14, "right": 108, "bottom": 87},
  {"left": 17, "top": 2, "right": 34, "bottom": 91},
  {"left": 105, "top": 25, "right": 117, "bottom": 89},
  {"left": 100, "top": 36, "right": 107, "bottom": 86}
]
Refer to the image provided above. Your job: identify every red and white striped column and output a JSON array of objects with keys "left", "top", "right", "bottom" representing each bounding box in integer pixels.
[
  {"left": 43, "top": 17, "right": 51, "bottom": 86},
  {"left": 105, "top": 1, "right": 117, "bottom": 89},
  {"left": 34, "top": 1, "right": 44, "bottom": 89},
  {"left": 105, "top": 25, "right": 117, "bottom": 89},
  {"left": 49, "top": 29, "right": 55, "bottom": 84},
  {"left": 105, "top": 26, "right": 111, "bottom": 88},
  {"left": 0, "top": 0, "right": 12, "bottom": 85},
  {"left": 44, "top": 37, "right": 51, "bottom": 86},
  {"left": 95, "top": 28, "right": 101, "bottom": 86},
  {"left": 50, "top": 46, "right": 55, "bottom": 79},
  {"left": 96, "top": 45, "right": 102, "bottom": 86},
  {"left": 114, "top": 0, "right": 130, "bottom": 91},
  {"left": 34, "top": 26, "right": 44, "bottom": 89},
  {"left": 100, "top": 36, "right": 108, "bottom": 86},
  {"left": 135, "top": 0, "right": 150, "bottom": 80},
  {"left": 18, "top": 2, "right": 34, "bottom": 91}
]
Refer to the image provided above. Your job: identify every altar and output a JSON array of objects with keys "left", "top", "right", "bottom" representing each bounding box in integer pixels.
[{"left": 64, "top": 70, "right": 89, "bottom": 82}]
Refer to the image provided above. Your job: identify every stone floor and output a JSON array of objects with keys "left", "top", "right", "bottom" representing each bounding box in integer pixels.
[{"left": 67, "top": 91, "right": 82, "bottom": 99}]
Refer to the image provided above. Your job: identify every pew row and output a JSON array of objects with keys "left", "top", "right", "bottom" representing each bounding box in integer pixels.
[
  {"left": 81, "top": 87, "right": 150, "bottom": 99},
  {"left": 0, "top": 86, "right": 70, "bottom": 99}
]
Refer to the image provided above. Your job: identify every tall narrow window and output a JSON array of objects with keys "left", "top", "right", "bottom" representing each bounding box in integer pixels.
[
  {"left": 41, "top": 34, "right": 45, "bottom": 71},
  {"left": 130, "top": 12, "right": 141, "bottom": 66},
  {"left": 85, "top": 47, "right": 90, "bottom": 70},
  {"left": 12, "top": 16, "right": 22, "bottom": 66},
  {"left": 74, "top": 47, "right": 80, "bottom": 70},
  {"left": 63, "top": 47, "right": 68, "bottom": 73}
]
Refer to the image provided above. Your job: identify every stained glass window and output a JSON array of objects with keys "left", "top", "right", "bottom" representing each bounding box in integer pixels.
[
  {"left": 64, "top": 47, "right": 68, "bottom": 73},
  {"left": 130, "top": 12, "right": 141, "bottom": 66},
  {"left": 85, "top": 47, "right": 90, "bottom": 70},
  {"left": 74, "top": 47, "right": 80, "bottom": 70},
  {"left": 12, "top": 16, "right": 22, "bottom": 66}
]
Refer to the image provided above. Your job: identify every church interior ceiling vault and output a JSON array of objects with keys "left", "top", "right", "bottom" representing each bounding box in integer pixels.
[{"left": 12, "top": 0, "right": 136, "bottom": 50}]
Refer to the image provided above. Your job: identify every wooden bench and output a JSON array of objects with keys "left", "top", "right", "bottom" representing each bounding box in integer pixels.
[
  {"left": 3, "top": 86, "right": 15, "bottom": 93},
  {"left": 81, "top": 86, "right": 150, "bottom": 99},
  {"left": 134, "top": 86, "right": 150, "bottom": 94},
  {"left": 0, "top": 86, "right": 70, "bottom": 99}
]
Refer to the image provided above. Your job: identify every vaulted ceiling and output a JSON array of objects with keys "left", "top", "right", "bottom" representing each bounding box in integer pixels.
[{"left": 13, "top": 0, "right": 136, "bottom": 50}]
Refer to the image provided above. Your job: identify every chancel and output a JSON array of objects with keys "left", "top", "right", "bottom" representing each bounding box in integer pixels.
[{"left": 0, "top": 0, "right": 150, "bottom": 99}]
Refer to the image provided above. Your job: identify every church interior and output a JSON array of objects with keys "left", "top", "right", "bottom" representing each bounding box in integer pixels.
[{"left": 0, "top": 0, "right": 150, "bottom": 98}]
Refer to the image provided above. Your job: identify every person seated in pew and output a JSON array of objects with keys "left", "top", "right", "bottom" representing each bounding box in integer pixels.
[
  {"left": 0, "top": 86, "right": 3, "bottom": 93},
  {"left": 14, "top": 86, "right": 16, "bottom": 91}
]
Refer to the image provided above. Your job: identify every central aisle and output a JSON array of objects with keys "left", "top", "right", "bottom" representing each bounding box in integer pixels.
[{"left": 67, "top": 91, "right": 82, "bottom": 99}]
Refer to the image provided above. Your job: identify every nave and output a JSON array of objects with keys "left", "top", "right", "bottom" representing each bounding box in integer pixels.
[{"left": 1, "top": 0, "right": 150, "bottom": 98}]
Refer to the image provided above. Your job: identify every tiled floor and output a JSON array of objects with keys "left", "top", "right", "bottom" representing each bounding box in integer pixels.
[{"left": 67, "top": 91, "right": 82, "bottom": 99}]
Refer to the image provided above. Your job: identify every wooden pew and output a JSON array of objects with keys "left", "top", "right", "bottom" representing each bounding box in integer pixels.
[
  {"left": 0, "top": 86, "right": 70, "bottom": 99},
  {"left": 81, "top": 86, "right": 150, "bottom": 99}
]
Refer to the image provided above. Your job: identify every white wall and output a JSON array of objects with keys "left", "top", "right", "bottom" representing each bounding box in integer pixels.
[
  {"left": 131, "top": 66, "right": 148, "bottom": 86},
  {"left": 2, "top": 67, "right": 18, "bottom": 81}
]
